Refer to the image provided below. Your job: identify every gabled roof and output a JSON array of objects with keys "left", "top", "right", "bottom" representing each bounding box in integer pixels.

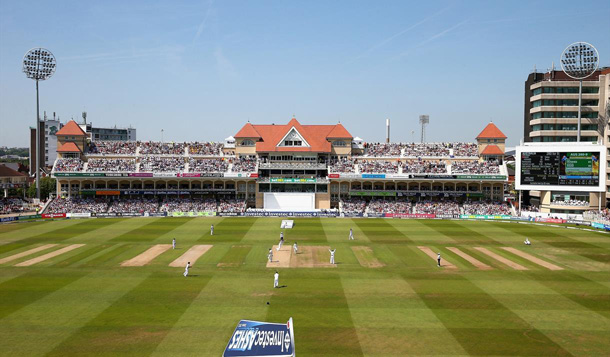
[
  {"left": 57, "top": 142, "right": 82, "bottom": 153},
  {"left": 477, "top": 122, "right": 507, "bottom": 139},
  {"left": 327, "top": 123, "right": 351, "bottom": 138},
  {"left": 234, "top": 118, "right": 353, "bottom": 153},
  {"left": 234, "top": 123, "right": 262, "bottom": 138},
  {"left": 480, "top": 144, "right": 504, "bottom": 155},
  {"left": 55, "top": 120, "right": 87, "bottom": 136},
  {"left": 0, "top": 164, "right": 26, "bottom": 177}
]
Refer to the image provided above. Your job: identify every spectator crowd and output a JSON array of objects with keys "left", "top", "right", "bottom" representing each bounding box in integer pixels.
[
  {"left": 139, "top": 142, "right": 186, "bottom": 155},
  {"left": 188, "top": 142, "right": 223, "bottom": 156},
  {"left": 54, "top": 158, "right": 84, "bottom": 172},
  {"left": 451, "top": 160, "right": 500, "bottom": 174},
  {"left": 159, "top": 198, "right": 217, "bottom": 212},
  {"left": 140, "top": 157, "right": 186, "bottom": 172},
  {"left": 188, "top": 158, "right": 228, "bottom": 173},
  {"left": 88, "top": 141, "right": 137, "bottom": 155},
  {"left": 87, "top": 158, "right": 136, "bottom": 172}
]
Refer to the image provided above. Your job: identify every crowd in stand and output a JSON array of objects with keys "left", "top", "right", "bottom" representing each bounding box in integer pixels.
[
  {"left": 340, "top": 198, "right": 367, "bottom": 214},
  {"left": 0, "top": 198, "right": 30, "bottom": 214},
  {"left": 451, "top": 160, "right": 500, "bottom": 174},
  {"left": 403, "top": 143, "right": 451, "bottom": 157},
  {"left": 362, "top": 143, "right": 403, "bottom": 157},
  {"left": 159, "top": 198, "right": 217, "bottom": 212},
  {"left": 521, "top": 205, "right": 539, "bottom": 212},
  {"left": 329, "top": 158, "right": 356, "bottom": 173},
  {"left": 552, "top": 199, "right": 588, "bottom": 206},
  {"left": 188, "top": 158, "right": 228, "bottom": 173},
  {"left": 139, "top": 142, "right": 186, "bottom": 155},
  {"left": 413, "top": 200, "right": 461, "bottom": 215},
  {"left": 231, "top": 157, "right": 257, "bottom": 172},
  {"left": 367, "top": 198, "right": 412, "bottom": 214},
  {"left": 54, "top": 158, "right": 84, "bottom": 172},
  {"left": 403, "top": 160, "right": 447, "bottom": 174},
  {"left": 140, "top": 156, "right": 185, "bottom": 172},
  {"left": 46, "top": 198, "right": 108, "bottom": 214},
  {"left": 359, "top": 160, "right": 399, "bottom": 173},
  {"left": 88, "top": 141, "right": 137, "bottom": 155},
  {"left": 462, "top": 201, "right": 511, "bottom": 215},
  {"left": 188, "top": 142, "right": 223, "bottom": 156},
  {"left": 87, "top": 158, "right": 136, "bottom": 172},
  {"left": 584, "top": 209, "right": 610, "bottom": 223},
  {"left": 451, "top": 143, "right": 478, "bottom": 157},
  {"left": 107, "top": 198, "right": 159, "bottom": 213},
  {"left": 218, "top": 199, "right": 246, "bottom": 213}
]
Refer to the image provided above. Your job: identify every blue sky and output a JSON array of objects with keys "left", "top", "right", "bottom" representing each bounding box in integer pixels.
[{"left": 1, "top": 0, "right": 609, "bottom": 147}]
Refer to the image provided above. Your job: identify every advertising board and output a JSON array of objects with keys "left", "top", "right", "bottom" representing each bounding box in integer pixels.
[{"left": 223, "top": 318, "right": 294, "bottom": 357}]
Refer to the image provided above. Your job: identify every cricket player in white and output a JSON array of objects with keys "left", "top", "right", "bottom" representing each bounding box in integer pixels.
[
  {"left": 268, "top": 248, "right": 273, "bottom": 262},
  {"left": 210, "top": 225, "right": 214, "bottom": 236},
  {"left": 277, "top": 236, "right": 284, "bottom": 251},
  {"left": 184, "top": 261, "right": 190, "bottom": 277},
  {"left": 349, "top": 228, "right": 354, "bottom": 240},
  {"left": 329, "top": 248, "right": 336, "bottom": 264},
  {"left": 172, "top": 238, "right": 176, "bottom": 250},
  {"left": 524, "top": 238, "right": 531, "bottom": 245},
  {"left": 437, "top": 253, "right": 441, "bottom": 267},
  {"left": 274, "top": 271, "right": 279, "bottom": 288},
  {"left": 293, "top": 242, "right": 298, "bottom": 254}
]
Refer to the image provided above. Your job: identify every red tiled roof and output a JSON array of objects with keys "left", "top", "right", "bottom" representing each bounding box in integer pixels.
[
  {"left": 57, "top": 142, "right": 82, "bottom": 153},
  {"left": 234, "top": 118, "right": 353, "bottom": 153},
  {"left": 0, "top": 164, "right": 26, "bottom": 177},
  {"left": 55, "top": 120, "right": 87, "bottom": 136},
  {"left": 234, "top": 123, "right": 262, "bottom": 138},
  {"left": 480, "top": 144, "right": 504, "bottom": 155},
  {"left": 326, "top": 123, "right": 351, "bottom": 138},
  {"left": 476, "top": 122, "right": 507, "bottom": 139}
]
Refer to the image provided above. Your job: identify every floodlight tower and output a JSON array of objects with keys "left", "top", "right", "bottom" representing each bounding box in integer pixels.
[
  {"left": 560, "top": 42, "right": 599, "bottom": 142},
  {"left": 22, "top": 48, "right": 57, "bottom": 200},
  {"left": 419, "top": 115, "right": 429, "bottom": 143}
]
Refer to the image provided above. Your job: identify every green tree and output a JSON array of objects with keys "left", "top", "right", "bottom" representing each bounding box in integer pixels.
[{"left": 27, "top": 177, "right": 56, "bottom": 200}]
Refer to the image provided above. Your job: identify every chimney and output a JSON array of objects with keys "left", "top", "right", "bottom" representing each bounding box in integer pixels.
[{"left": 386, "top": 118, "right": 390, "bottom": 143}]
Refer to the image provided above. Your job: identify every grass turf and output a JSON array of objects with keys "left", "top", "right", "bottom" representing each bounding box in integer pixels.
[{"left": 0, "top": 217, "right": 609, "bottom": 356}]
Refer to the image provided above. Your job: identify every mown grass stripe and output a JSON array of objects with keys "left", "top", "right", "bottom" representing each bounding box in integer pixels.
[
  {"left": 217, "top": 245, "right": 252, "bottom": 267},
  {"left": 419, "top": 219, "right": 501, "bottom": 245},
  {"left": 19, "top": 219, "right": 121, "bottom": 245},
  {"left": 0, "top": 270, "right": 87, "bottom": 319},
  {"left": 265, "top": 272, "right": 364, "bottom": 356},
  {"left": 110, "top": 218, "right": 192, "bottom": 242},
  {"left": 47, "top": 271, "right": 212, "bottom": 356},
  {"left": 0, "top": 221, "right": 45, "bottom": 235},
  {"left": 402, "top": 274, "right": 572, "bottom": 356},
  {"left": 198, "top": 217, "right": 258, "bottom": 242},
  {"left": 354, "top": 218, "right": 413, "bottom": 243},
  {"left": 52, "top": 244, "right": 113, "bottom": 267},
  {"left": 81, "top": 244, "right": 131, "bottom": 267}
]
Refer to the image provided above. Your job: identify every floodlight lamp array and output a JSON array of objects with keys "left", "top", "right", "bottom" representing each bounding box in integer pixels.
[
  {"left": 560, "top": 42, "right": 599, "bottom": 80},
  {"left": 22, "top": 48, "right": 56, "bottom": 81}
]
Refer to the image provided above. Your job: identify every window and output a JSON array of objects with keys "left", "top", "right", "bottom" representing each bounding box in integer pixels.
[
  {"left": 332, "top": 140, "right": 347, "bottom": 147},
  {"left": 283, "top": 140, "right": 302, "bottom": 146},
  {"left": 240, "top": 139, "right": 255, "bottom": 146}
]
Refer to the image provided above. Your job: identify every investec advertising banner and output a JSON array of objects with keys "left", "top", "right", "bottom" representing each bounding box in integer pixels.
[
  {"left": 170, "top": 211, "right": 216, "bottom": 217},
  {"left": 460, "top": 214, "right": 512, "bottom": 220},
  {"left": 223, "top": 318, "right": 295, "bottom": 357}
]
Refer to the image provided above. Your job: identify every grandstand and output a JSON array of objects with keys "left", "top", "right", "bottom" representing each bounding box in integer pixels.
[{"left": 50, "top": 118, "right": 508, "bottom": 214}]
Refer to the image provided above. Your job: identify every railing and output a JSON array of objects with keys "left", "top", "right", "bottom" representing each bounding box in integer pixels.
[{"left": 258, "top": 162, "right": 328, "bottom": 170}]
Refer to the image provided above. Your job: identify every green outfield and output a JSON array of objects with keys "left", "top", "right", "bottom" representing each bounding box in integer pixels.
[{"left": 0, "top": 217, "right": 609, "bottom": 356}]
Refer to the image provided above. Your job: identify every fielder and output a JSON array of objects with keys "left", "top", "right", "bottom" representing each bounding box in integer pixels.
[
  {"left": 293, "top": 242, "right": 298, "bottom": 254},
  {"left": 524, "top": 238, "right": 531, "bottom": 245},
  {"left": 437, "top": 253, "right": 441, "bottom": 267},
  {"left": 277, "top": 236, "right": 284, "bottom": 251},
  {"left": 184, "top": 261, "right": 190, "bottom": 277},
  {"left": 329, "top": 248, "right": 336, "bottom": 264},
  {"left": 274, "top": 271, "right": 279, "bottom": 288},
  {"left": 210, "top": 224, "right": 214, "bottom": 236},
  {"left": 349, "top": 228, "right": 354, "bottom": 240},
  {"left": 268, "top": 248, "right": 273, "bottom": 262},
  {"left": 172, "top": 238, "right": 176, "bottom": 250}
]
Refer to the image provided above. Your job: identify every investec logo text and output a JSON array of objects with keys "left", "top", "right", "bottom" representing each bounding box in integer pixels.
[{"left": 227, "top": 328, "right": 291, "bottom": 352}]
